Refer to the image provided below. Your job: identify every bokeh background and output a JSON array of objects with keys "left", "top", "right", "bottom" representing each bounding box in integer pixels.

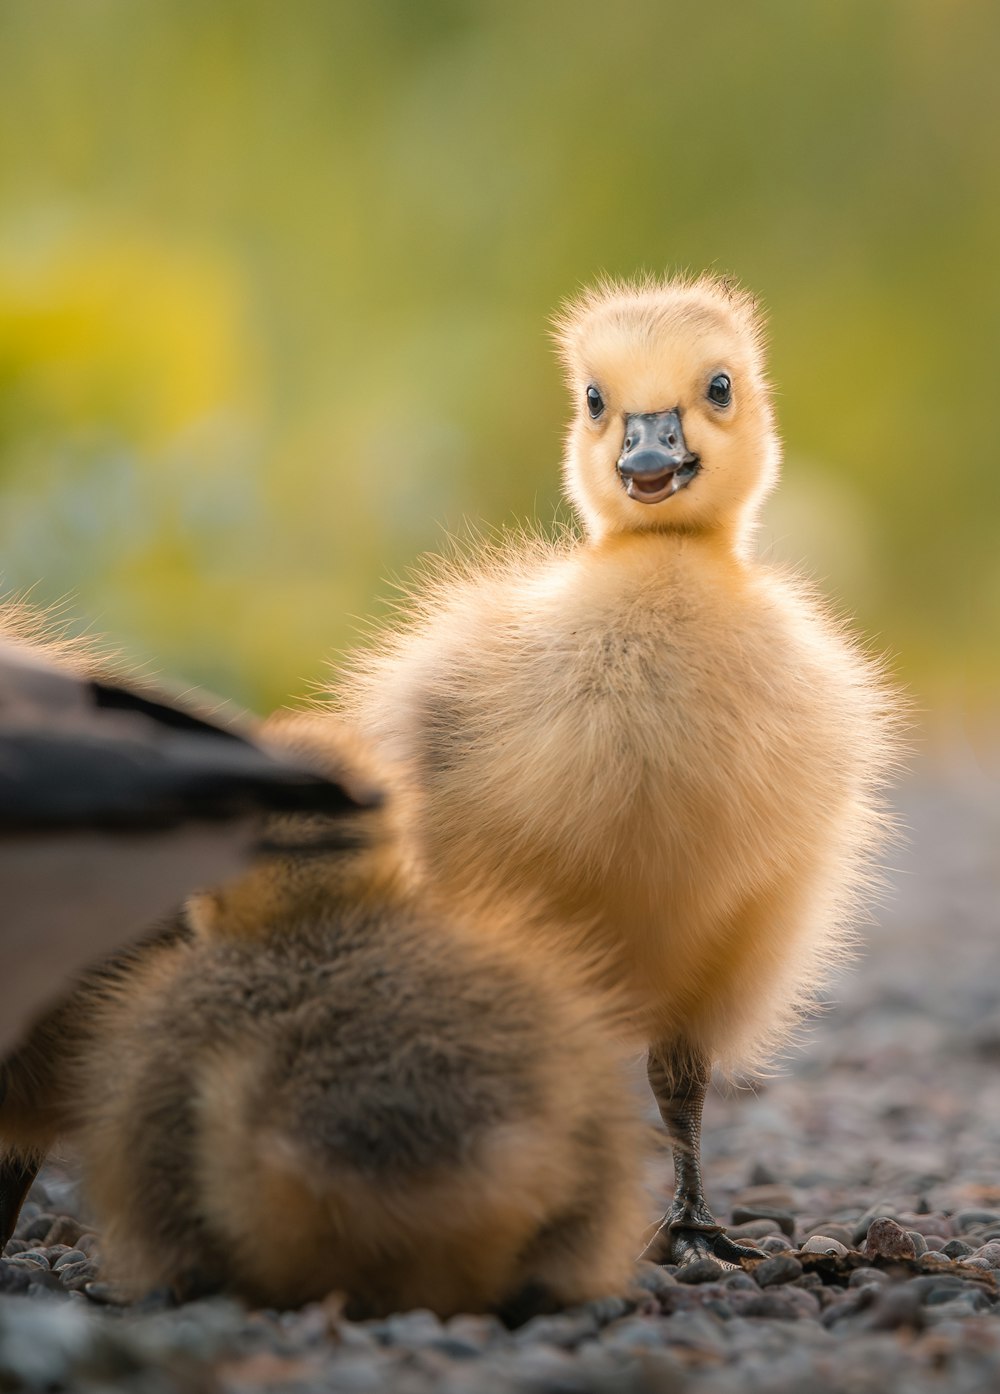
[{"left": 1, "top": 0, "right": 997, "bottom": 734}]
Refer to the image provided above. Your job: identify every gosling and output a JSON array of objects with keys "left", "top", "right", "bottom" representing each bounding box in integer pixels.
[
  {"left": 0, "top": 602, "right": 375, "bottom": 1245},
  {"left": 0, "top": 604, "right": 369, "bottom": 1055},
  {"left": 338, "top": 274, "right": 902, "bottom": 1267},
  {"left": 46, "top": 716, "right": 646, "bottom": 1318}
]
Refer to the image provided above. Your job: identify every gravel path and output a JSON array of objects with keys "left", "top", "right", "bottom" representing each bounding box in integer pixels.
[{"left": 2, "top": 759, "right": 999, "bottom": 1392}]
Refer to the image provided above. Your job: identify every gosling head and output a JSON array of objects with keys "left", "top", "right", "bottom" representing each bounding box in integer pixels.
[{"left": 553, "top": 275, "right": 779, "bottom": 549}]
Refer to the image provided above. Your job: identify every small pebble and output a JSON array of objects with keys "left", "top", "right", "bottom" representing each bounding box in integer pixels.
[
  {"left": 674, "top": 1258, "right": 724, "bottom": 1285},
  {"left": 52, "top": 1249, "right": 88, "bottom": 1270},
  {"left": 755, "top": 1254, "right": 803, "bottom": 1287},
  {"left": 5, "top": 1254, "right": 49, "bottom": 1272},
  {"left": 800, "top": 1235, "right": 849, "bottom": 1257},
  {"left": 940, "top": 1238, "right": 973, "bottom": 1259},
  {"left": 445, "top": 1314, "right": 505, "bottom": 1350},
  {"left": 801, "top": 1222, "right": 854, "bottom": 1247},
  {"left": 82, "top": 1280, "right": 131, "bottom": 1305},
  {"left": 727, "top": 1218, "right": 778, "bottom": 1241},
  {"left": 731, "top": 1205, "right": 796, "bottom": 1238},
  {"left": 43, "top": 1216, "right": 84, "bottom": 1247},
  {"left": 0, "top": 1260, "right": 32, "bottom": 1293},
  {"left": 21, "top": 1212, "right": 58, "bottom": 1243},
  {"left": 865, "top": 1285, "right": 926, "bottom": 1331},
  {"left": 848, "top": 1266, "right": 889, "bottom": 1289},
  {"left": 514, "top": 1312, "right": 597, "bottom": 1348},
  {"left": 759, "top": 1234, "right": 793, "bottom": 1253},
  {"left": 56, "top": 1260, "right": 98, "bottom": 1290},
  {"left": 865, "top": 1217, "right": 917, "bottom": 1260},
  {"left": 600, "top": 1316, "right": 673, "bottom": 1351},
  {"left": 953, "top": 1209, "right": 1000, "bottom": 1233},
  {"left": 632, "top": 1261, "right": 678, "bottom": 1299}
]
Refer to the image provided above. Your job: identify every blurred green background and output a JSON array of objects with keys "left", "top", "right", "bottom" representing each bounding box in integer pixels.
[{"left": 0, "top": 0, "right": 997, "bottom": 722}]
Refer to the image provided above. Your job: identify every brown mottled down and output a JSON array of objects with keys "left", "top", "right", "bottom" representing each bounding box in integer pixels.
[
  {"left": 335, "top": 274, "right": 906, "bottom": 1264},
  {"left": 74, "top": 715, "right": 647, "bottom": 1318}
]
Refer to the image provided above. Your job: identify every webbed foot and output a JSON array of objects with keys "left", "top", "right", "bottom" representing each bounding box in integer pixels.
[{"left": 641, "top": 1218, "right": 765, "bottom": 1269}]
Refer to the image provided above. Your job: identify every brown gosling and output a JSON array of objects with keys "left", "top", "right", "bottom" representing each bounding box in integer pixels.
[
  {"left": 0, "top": 602, "right": 375, "bottom": 1246},
  {"left": 337, "top": 274, "right": 903, "bottom": 1268},
  {"left": 62, "top": 714, "right": 646, "bottom": 1318}
]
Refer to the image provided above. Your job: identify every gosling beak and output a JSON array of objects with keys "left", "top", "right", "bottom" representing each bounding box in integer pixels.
[{"left": 617, "top": 410, "right": 700, "bottom": 504}]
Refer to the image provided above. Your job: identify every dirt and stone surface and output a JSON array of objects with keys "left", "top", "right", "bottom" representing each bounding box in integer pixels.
[{"left": 2, "top": 756, "right": 999, "bottom": 1392}]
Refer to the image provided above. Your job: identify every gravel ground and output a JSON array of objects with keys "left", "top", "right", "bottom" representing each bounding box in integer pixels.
[{"left": 2, "top": 756, "right": 999, "bottom": 1393}]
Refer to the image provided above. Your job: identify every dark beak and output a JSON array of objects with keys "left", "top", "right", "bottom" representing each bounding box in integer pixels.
[{"left": 617, "top": 409, "right": 700, "bottom": 504}]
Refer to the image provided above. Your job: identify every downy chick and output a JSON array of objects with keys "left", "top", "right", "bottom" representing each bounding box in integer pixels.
[
  {"left": 0, "top": 603, "right": 369, "bottom": 1055},
  {"left": 337, "top": 275, "right": 902, "bottom": 1267},
  {"left": 0, "top": 603, "right": 374, "bottom": 1246},
  {"left": 72, "top": 714, "right": 646, "bottom": 1318}
]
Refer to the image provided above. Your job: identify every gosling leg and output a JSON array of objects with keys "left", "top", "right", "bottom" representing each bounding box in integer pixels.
[{"left": 641, "top": 1042, "right": 764, "bottom": 1268}]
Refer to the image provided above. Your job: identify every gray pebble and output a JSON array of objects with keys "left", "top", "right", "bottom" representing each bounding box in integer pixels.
[
  {"left": 675, "top": 1258, "right": 724, "bottom": 1284},
  {"left": 848, "top": 1266, "right": 889, "bottom": 1289},
  {"left": 0, "top": 1260, "right": 32, "bottom": 1293},
  {"left": 513, "top": 1312, "right": 597, "bottom": 1348},
  {"left": 760, "top": 1234, "right": 794, "bottom": 1252},
  {"left": 922, "top": 1235, "right": 949, "bottom": 1252},
  {"left": 82, "top": 1280, "right": 131, "bottom": 1305},
  {"left": 56, "top": 1260, "right": 98, "bottom": 1290},
  {"left": 445, "top": 1313, "right": 505, "bottom": 1349},
  {"left": 5, "top": 1254, "right": 49, "bottom": 1272},
  {"left": 755, "top": 1254, "right": 803, "bottom": 1287},
  {"left": 374, "top": 1309, "right": 442, "bottom": 1347},
  {"left": 865, "top": 1284, "right": 926, "bottom": 1331},
  {"left": 733, "top": 1288, "right": 807, "bottom": 1319},
  {"left": 20, "top": 1213, "right": 58, "bottom": 1243},
  {"left": 52, "top": 1249, "right": 88, "bottom": 1270},
  {"left": 821, "top": 1294, "right": 864, "bottom": 1327},
  {"left": 632, "top": 1261, "right": 678, "bottom": 1299},
  {"left": 15, "top": 1249, "right": 51, "bottom": 1268},
  {"left": 42, "top": 1216, "right": 84, "bottom": 1248},
  {"left": 600, "top": 1315, "right": 672, "bottom": 1351},
  {"left": 731, "top": 1205, "right": 797, "bottom": 1238},
  {"left": 427, "top": 1334, "right": 484, "bottom": 1360},
  {"left": 801, "top": 1222, "right": 855, "bottom": 1247},
  {"left": 783, "top": 1286, "right": 822, "bottom": 1319},
  {"left": 940, "top": 1237, "right": 974, "bottom": 1258},
  {"left": 574, "top": 1294, "right": 631, "bottom": 1324},
  {"left": 727, "top": 1218, "right": 781, "bottom": 1240},
  {"left": 924, "top": 1289, "right": 992, "bottom": 1320},
  {"left": 953, "top": 1209, "right": 1000, "bottom": 1233}
]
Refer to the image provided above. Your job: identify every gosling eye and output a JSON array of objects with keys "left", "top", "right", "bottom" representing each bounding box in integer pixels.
[
  {"left": 586, "top": 385, "right": 605, "bottom": 420},
  {"left": 707, "top": 373, "right": 732, "bottom": 408}
]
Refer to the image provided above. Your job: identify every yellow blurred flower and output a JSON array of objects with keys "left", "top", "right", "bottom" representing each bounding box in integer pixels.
[{"left": 0, "top": 222, "right": 258, "bottom": 445}]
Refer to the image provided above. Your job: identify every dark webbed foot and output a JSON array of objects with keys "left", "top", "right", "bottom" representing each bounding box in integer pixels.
[{"left": 640, "top": 1218, "right": 765, "bottom": 1268}]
